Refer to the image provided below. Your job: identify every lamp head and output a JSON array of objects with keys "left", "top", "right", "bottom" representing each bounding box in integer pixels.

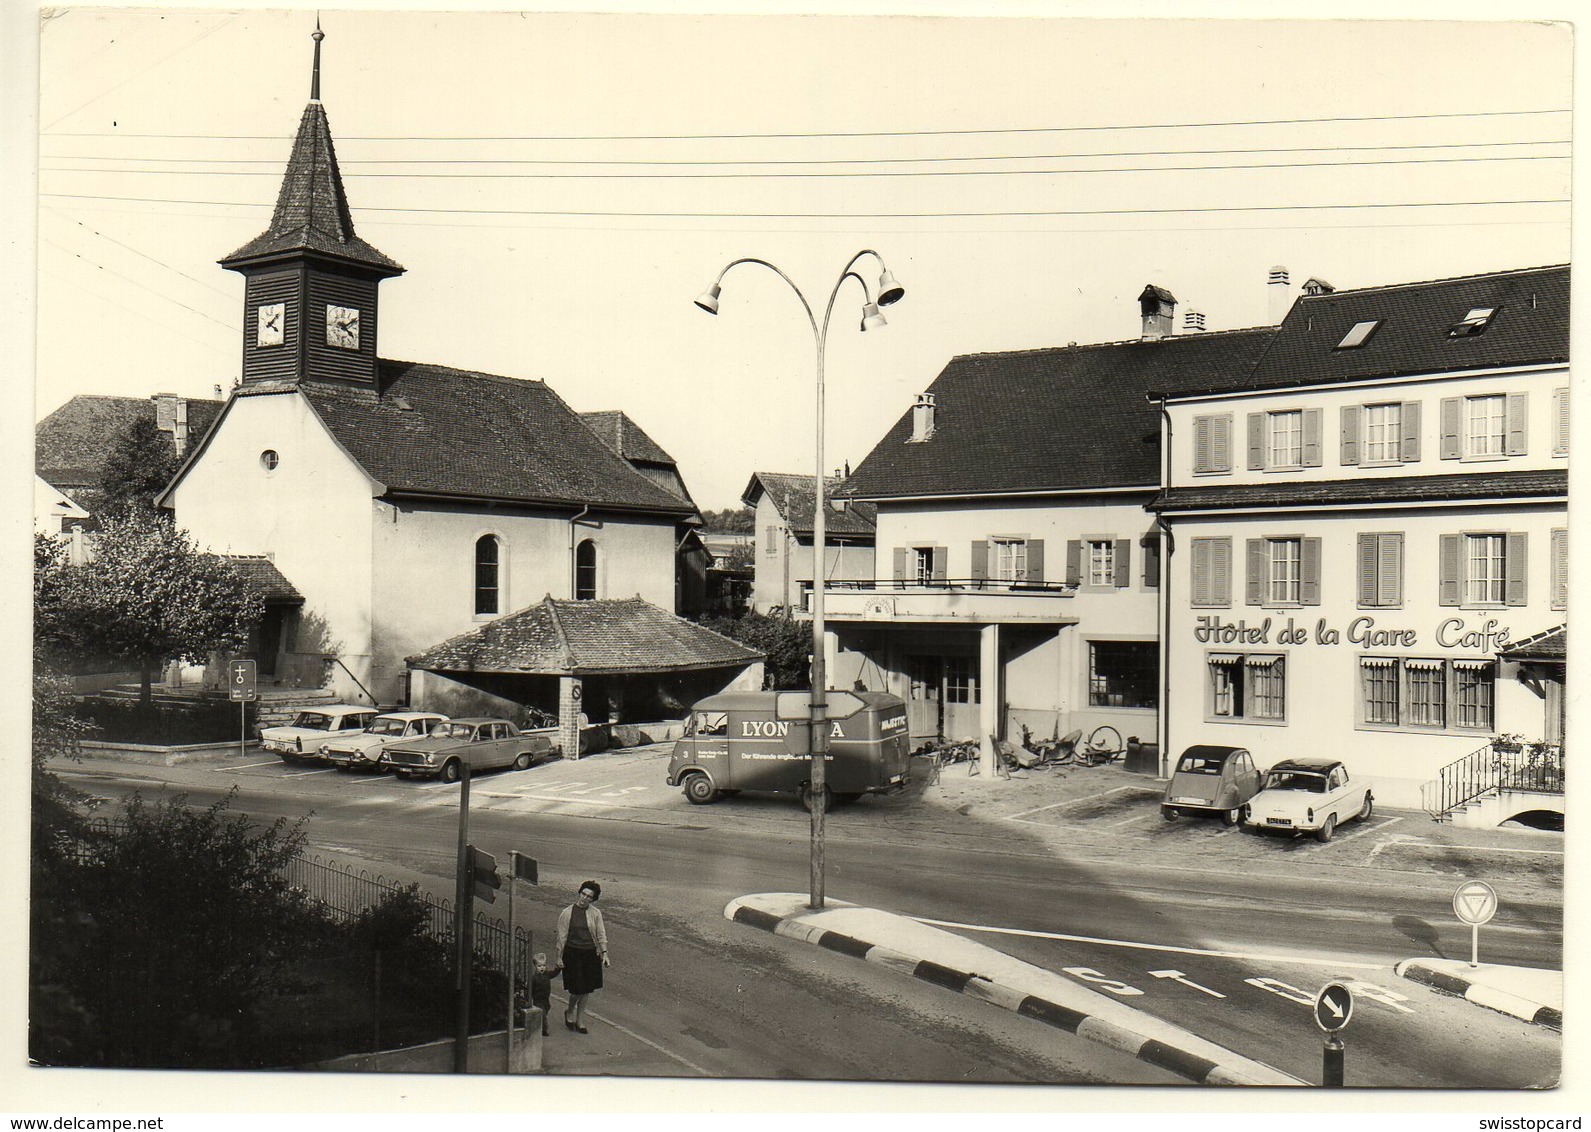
[
  {"left": 694, "top": 283, "right": 722, "bottom": 315},
  {"left": 860, "top": 302, "right": 887, "bottom": 332},
  {"left": 876, "top": 268, "right": 905, "bottom": 307}
]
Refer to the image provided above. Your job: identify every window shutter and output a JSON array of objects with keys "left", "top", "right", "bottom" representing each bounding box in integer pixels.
[
  {"left": 1113, "top": 539, "right": 1130, "bottom": 588},
  {"left": 931, "top": 546, "right": 948, "bottom": 582},
  {"left": 1027, "top": 539, "right": 1045, "bottom": 582},
  {"left": 1065, "top": 540, "right": 1082, "bottom": 586},
  {"left": 1142, "top": 533, "right": 1160, "bottom": 588},
  {"left": 1439, "top": 398, "right": 1462, "bottom": 460},
  {"left": 1438, "top": 534, "right": 1461, "bottom": 606},
  {"left": 1400, "top": 401, "right": 1421, "bottom": 462},
  {"left": 1247, "top": 412, "right": 1265, "bottom": 470},
  {"left": 970, "top": 540, "right": 988, "bottom": 581},
  {"left": 1302, "top": 408, "right": 1323, "bottom": 467},
  {"left": 1378, "top": 533, "right": 1404, "bottom": 608},
  {"left": 1211, "top": 538, "right": 1233, "bottom": 607},
  {"left": 1245, "top": 539, "right": 1265, "bottom": 606},
  {"left": 1505, "top": 531, "right": 1528, "bottom": 606},
  {"left": 1211, "top": 413, "right": 1232, "bottom": 472},
  {"left": 1341, "top": 405, "right": 1362, "bottom": 466},
  {"left": 1300, "top": 537, "right": 1322, "bottom": 605},
  {"left": 1194, "top": 416, "right": 1212, "bottom": 473},
  {"left": 1551, "top": 528, "right": 1568, "bottom": 610},
  {"left": 1191, "top": 539, "right": 1211, "bottom": 606},
  {"left": 1553, "top": 387, "right": 1570, "bottom": 455},
  {"left": 1506, "top": 392, "right": 1528, "bottom": 455},
  {"left": 1357, "top": 533, "right": 1378, "bottom": 607},
  {"left": 892, "top": 547, "right": 909, "bottom": 581}
]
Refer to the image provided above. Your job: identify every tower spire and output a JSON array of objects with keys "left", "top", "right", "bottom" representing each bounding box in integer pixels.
[{"left": 310, "top": 16, "right": 324, "bottom": 102}]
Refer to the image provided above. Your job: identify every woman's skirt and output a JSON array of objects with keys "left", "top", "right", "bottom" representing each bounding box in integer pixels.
[{"left": 561, "top": 945, "right": 603, "bottom": 995}]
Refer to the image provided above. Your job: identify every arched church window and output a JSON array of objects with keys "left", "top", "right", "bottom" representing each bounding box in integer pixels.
[
  {"left": 575, "top": 539, "right": 598, "bottom": 601},
  {"left": 475, "top": 535, "right": 501, "bottom": 615}
]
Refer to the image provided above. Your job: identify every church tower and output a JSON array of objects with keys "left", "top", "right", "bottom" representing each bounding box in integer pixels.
[{"left": 222, "top": 22, "right": 403, "bottom": 389}]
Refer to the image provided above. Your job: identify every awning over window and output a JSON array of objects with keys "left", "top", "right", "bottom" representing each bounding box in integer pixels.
[
  {"left": 1452, "top": 658, "right": 1495, "bottom": 671},
  {"left": 1405, "top": 657, "right": 1444, "bottom": 671},
  {"left": 1360, "top": 656, "right": 1397, "bottom": 668},
  {"left": 1207, "top": 653, "right": 1241, "bottom": 665},
  {"left": 1245, "top": 654, "right": 1284, "bottom": 667}
]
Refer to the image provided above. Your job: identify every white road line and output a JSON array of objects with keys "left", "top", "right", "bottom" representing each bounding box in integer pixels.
[
  {"left": 228, "top": 760, "right": 283, "bottom": 771},
  {"left": 914, "top": 916, "right": 1390, "bottom": 971},
  {"left": 1007, "top": 785, "right": 1141, "bottom": 822},
  {"left": 283, "top": 767, "right": 337, "bottom": 777},
  {"left": 556, "top": 997, "right": 710, "bottom": 1076}
]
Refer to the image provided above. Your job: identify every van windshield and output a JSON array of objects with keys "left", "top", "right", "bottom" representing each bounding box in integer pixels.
[{"left": 693, "top": 712, "right": 728, "bottom": 736}]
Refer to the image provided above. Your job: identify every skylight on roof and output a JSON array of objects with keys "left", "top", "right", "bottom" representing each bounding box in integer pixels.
[
  {"left": 1335, "top": 320, "right": 1382, "bottom": 350},
  {"left": 1449, "top": 307, "right": 1498, "bottom": 338}
]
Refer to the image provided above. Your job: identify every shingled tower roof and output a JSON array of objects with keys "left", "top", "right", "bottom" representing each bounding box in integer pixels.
[{"left": 219, "top": 27, "right": 402, "bottom": 275}]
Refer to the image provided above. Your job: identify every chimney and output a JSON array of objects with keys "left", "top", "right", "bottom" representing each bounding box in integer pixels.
[
  {"left": 1182, "top": 309, "right": 1206, "bottom": 334},
  {"left": 1267, "top": 266, "right": 1291, "bottom": 324},
  {"left": 910, "top": 392, "right": 937, "bottom": 442},
  {"left": 1138, "top": 285, "right": 1177, "bottom": 340},
  {"left": 1302, "top": 277, "right": 1335, "bottom": 297}
]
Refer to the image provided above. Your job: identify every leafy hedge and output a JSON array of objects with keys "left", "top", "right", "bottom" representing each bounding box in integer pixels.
[{"left": 78, "top": 696, "right": 257, "bottom": 746}]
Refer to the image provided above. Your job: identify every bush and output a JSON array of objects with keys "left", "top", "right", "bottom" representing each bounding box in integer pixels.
[
  {"left": 78, "top": 696, "right": 257, "bottom": 745},
  {"left": 697, "top": 610, "right": 811, "bottom": 689}
]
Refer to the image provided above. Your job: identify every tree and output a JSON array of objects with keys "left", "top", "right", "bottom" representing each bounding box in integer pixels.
[
  {"left": 698, "top": 610, "right": 811, "bottom": 689},
  {"left": 700, "top": 506, "right": 754, "bottom": 533},
  {"left": 97, "top": 415, "right": 182, "bottom": 519},
  {"left": 35, "top": 516, "right": 264, "bottom": 706}
]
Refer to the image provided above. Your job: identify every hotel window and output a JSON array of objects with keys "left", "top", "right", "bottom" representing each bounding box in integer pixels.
[
  {"left": 474, "top": 535, "right": 501, "bottom": 616},
  {"left": 1440, "top": 531, "right": 1526, "bottom": 608},
  {"left": 1065, "top": 539, "right": 1128, "bottom": 589},
  {"left": 1088, "top": 540, "right": 1115, "bottom": 586},
  {"left": 944, "top": 656, "right": 979, "bottom": 705},
  {"left": 1249, "top": 408, "right": 1322, "bottom": 470},
  {"left": 894, "top": 546, "right": 944, "bottom": 586},
  {"left": 915, "top": 547, "right": 937, "bottom": 585},
  {"left": 1358, "top": 657, "right": 1495, "bottom": 733},
  {"left": 1088, "top": 641, "right": 1158, "bottom": 709},
  {"left": 1342, "top": 401, "right": 1420, "bottom": 466},
  {"left": 1246, "top": 536, "right": 1321, "bottom": 606},
  {"left": 1442, "top": 392, "right": 1526, "bottom": 459},
  {"left": 1190, "top": 537, "right": 1233, "bottom": 607},
  {"left": 993, "top": 537, "right": 1028, "bottom": 582},
  {"left": 1207, "top": 653, "right": 1286, "bottom": 722},
  {"left": 1466, "top": 533, "right": 1506, "bottom": 605},
  {"left": 1357, "top": 532, "right": 1404, "bottom": 608},
  {"left": 1192, "top": 413, "right": 1234, "bottom": 474}
]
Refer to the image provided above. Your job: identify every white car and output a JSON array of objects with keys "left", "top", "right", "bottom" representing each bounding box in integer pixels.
[
  {"left": 321, "top": 711, "right": 449, "bottom": 772},
  {"left": 1244, "top": 757, "right": 1373, "bottom": 842},
  {"left": 259, "top": 705, "right": 380, "bottom": 764}
]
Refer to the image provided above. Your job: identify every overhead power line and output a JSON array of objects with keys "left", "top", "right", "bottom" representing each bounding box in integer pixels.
[
  {"left": 42, "top": 207, "right": 239, "bottom": 301},
  {"left": 41, "top": 106, "right": 1570, "bottom": 143},
  {"left": 40, "top": 191, "right": 1570, "bottom": 221}
]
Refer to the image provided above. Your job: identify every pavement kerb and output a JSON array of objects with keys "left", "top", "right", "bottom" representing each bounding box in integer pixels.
[
  {"left": 726, "top": 892, "right": 1305, "bottom": 1087},
  {"left": 1393, "top": 958, "right": 1563, "bottom": 1031}
]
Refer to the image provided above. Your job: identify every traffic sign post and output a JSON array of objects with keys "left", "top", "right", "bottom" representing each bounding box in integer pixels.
[
  {"left": 228, "top": 659, "right": 257, "bottom": 759},
  {"left": 1452, "top": 880, "right": 1498, "bottom": 969},
  {"left": 1314, "top": 981, "right": 1354, "bottom": 1087},
  {"left": 504, "top": 850, "right": 538, "bottom": 1070}
]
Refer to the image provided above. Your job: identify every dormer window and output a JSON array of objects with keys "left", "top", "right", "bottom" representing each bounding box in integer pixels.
[
  {"left": 1448, "top": 307, "right": 1498, "bottom": 338},
  {"left": 1335, "top": 320, "right": 1382, "bottom": 350}
]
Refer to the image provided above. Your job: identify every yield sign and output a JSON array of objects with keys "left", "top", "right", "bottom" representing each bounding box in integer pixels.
[
  {"left": 1452, "top": 880, "right": 1498, "bottom": 926},
  {"left": 1314, "top": 981, "right": 1354, "bottom": 1033}
]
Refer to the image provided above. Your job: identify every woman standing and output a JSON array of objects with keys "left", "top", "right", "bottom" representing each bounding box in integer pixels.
[{"left": 555, "top": 880, "right": 610, "bottom": 1034}]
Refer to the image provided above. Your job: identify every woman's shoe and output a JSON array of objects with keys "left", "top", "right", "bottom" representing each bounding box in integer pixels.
[
  {"left": 564, "top": 1014, "right": 576, "bottom": 1031},
  {"left": 574, "top": 1025, "right": 589, "bottom": 1035}
]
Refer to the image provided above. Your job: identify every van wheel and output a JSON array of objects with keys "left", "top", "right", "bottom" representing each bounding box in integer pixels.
[
  {"left": 1161, "top": 806, "right": 1178, "bottom": 822},
  {"left": 682, "top": 772, "right": 720, "bottom": 805},
  {"left": 1358, "top": 794, "right": 1373, "bottom": 822},
  {"left": 1222, "top": 806, "right": 1244, "bottom": 827},
  {"left": 798, "top": 784, "right": 832, "bottom": 813},
  {"left": 1316, "top": 814, "right": 1337, "bottom": 843},
  {"left": 440, "top": 760, "right": 461, "bottom": 784}
]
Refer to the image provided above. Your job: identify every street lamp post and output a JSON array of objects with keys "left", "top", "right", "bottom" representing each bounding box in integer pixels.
[{"left": 696, "top": 250, "right": 904, "bottom": 909}]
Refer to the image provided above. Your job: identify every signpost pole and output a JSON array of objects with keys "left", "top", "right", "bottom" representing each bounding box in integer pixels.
[
  {"left": 239, "top": 698, "right": 246, "bottom": 760},
  {"left": 1323, "top": 1034, "right": 1345, "bottom": 1087},
  {"left": 1472, "top": 922, "right": 1480, "bottom": 969},
  {"left": 505, "top": 852, "right": 517, "bottom": 1072},
  {"left": 452, "top": 761, "right": 473, "bottom": 1074}
]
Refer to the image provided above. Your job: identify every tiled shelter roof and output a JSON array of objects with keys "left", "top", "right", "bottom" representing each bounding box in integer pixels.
[
  {"left": 215, "top": 555, "right": 304, "bottom": 603},
  {"left": 1498, "top": 624, "right": 1566, "bottom": 662}
]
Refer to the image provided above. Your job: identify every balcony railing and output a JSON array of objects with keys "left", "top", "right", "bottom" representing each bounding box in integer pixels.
[
  {"left": 1421, "top": 738, "right": 1565, "bottom": 820},
  {"left": 825, "top": 577, "right": 1077, "bottom": 596}
]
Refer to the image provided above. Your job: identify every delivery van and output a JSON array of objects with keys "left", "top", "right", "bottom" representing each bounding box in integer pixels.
[{"left": 666, "top": 690, "right": 910, "bottom": 809}]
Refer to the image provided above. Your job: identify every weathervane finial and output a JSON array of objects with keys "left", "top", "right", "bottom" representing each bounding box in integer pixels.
[{"left": 310, "top": 15, "right": 324, "bottom": 102}]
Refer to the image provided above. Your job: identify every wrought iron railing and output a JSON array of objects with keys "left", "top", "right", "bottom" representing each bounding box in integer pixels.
[
  {"left": 824, "top": 577, "right": 1077, "bottom": 595},
  {"left": 1421, "top": 740, "right": 1565, "bottom": 820}
]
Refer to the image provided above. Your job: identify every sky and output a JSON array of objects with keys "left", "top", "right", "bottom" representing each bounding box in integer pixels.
[{"left": 23, "top": 7, "right": 1573, "bottom": 511}]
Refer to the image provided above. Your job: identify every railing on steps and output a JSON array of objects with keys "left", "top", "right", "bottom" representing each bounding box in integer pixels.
[{"left": 1421, "top": 739, "right": 1566, "bottom": 821}]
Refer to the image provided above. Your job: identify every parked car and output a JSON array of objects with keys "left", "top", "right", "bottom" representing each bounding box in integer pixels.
[
  {"left": 384, "top": 718, "right": 556, "bottom": 782},
  {"left": 321, "top": 711, "right": 449, "bottom": 772},
  {"left": 1162, "top": 745, "right": 1263, "bottom": 825},
  {"left": 1244, "top": 757, "right": 1373, "bottom": 842},
  {"left": 260, "top": 705, "right": 380, "bottom": 764}
]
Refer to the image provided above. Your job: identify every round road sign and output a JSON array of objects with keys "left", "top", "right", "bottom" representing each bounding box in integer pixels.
[
  {"left": 1452, "top": 880, "right": 1498, "bottom": 926},
  {"left": 1314, "top": 981, "right": 1354, "bottom": 1033}
]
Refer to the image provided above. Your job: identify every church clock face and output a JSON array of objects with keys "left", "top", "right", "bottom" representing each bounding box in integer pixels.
[
  {"left": 255, "top": 302, "right": 285, "bottom": 347},
  {"left": 325, "top": 304, "right": 361, "bottom": 350}
]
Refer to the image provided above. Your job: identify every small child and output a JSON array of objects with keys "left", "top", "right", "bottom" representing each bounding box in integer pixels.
[{"left": 530, "top": 952, "right": 560, "bottom": 1036}]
